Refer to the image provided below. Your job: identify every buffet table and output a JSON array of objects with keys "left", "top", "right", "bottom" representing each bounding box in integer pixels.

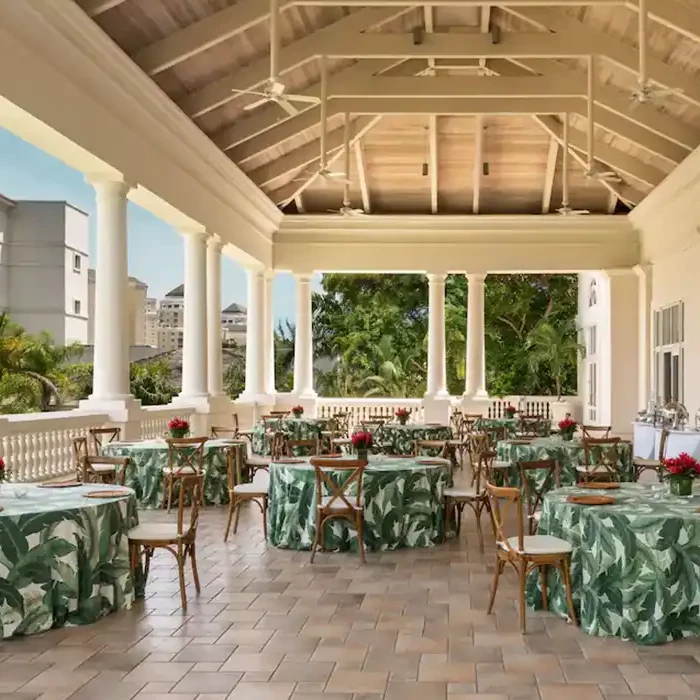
[{"left": 633, "top": 422, "right": 700, "bottom": 460}]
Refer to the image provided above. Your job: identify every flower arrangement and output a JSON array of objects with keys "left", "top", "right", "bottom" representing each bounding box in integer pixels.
[
  {"left": 168, "top": 417, "right": 190, "bottom": 439},
  {"left": 504, "top": 404, "right": 517, "bottom": 418},
  {"left": 291, "top": 405, "right": 304, "bottom": 418},
  {"left": 395, "top": 408, "right": 411, "bottom": 425},
  {"left": 351, "top": 430, "right": 373, "bottom": 460},
  {"left": 558, "top": 414, "right": 577, "bottom": 441},
  {"left": 0, "top": 456, "right": 6, "bottom": 483},
  {"left": 664, "top": 452, "right": 700, "bottom": 496}
]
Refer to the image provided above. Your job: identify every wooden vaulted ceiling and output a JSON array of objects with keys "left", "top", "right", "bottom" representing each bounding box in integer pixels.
[{"left": 79, "top": 0, "right": 700, "bottom": 216}]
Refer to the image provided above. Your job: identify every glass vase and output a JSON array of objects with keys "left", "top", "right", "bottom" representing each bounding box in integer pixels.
[
  {"left": 670, "top": 474, "right": 693, "bottom": 497},
  {"left": 398, "top": 417, "right": 408, "bottom": 425},
  {"left": 170, "top": 429, "right": 188, "bottom": 439},
  {"left": 356, "top": 448, "right": 368, "bottom": 462}
]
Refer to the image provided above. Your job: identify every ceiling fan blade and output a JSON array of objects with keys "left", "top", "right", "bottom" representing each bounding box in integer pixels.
[
  {"left": 277, "top": 98, "right": 299, "bottom": 116},
  {"left": 243, "top": 97, "right": 269, "bottom": 111},
  {"left": 288, "top": 94, "right": 322, "bottom": 105}
]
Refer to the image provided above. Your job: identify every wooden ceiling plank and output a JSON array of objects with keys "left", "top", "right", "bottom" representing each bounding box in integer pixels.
[
  {"left": 178, "top": 7, "right": 410, "bottom": 118},
  {"left": 429, "top": 115, "right": 439, "bottom": 213},
  {"left": 354, "top": 140, "right": 371, "bottom": 213},
  {"left": 472, "top": 116, "right": 484, "bottom": 214},
  {"left": 76, "top": 0, "right": 126, "bottom": 17},
  {"left": 541, "top": 137, "right": 558, "bottom": 214},
  {"left": 507, "top": 8, "right": 700, "bottom": 107},
  {"left": 287, "top": 0, "right": 625, "bottom": 6},
  {"left": 632, "top": 0, "right": 700, "bottom": 46}
]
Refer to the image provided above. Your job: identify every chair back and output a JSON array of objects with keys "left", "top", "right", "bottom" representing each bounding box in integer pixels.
[
  {"left": 473, "top": 449, "right": 495, "bottom": 495},
  {"left": 89, "top": 427, "right": 121, "bottom": 454},
  {"left": 517, "top": 415, "right": 546, "bottom": 437},
  {"left": 450, "top": 410, "right": 464, "bottom": 437},
  {"left": 361, "top": 419, "right": 384, "bottom": 432},
  {"left": 211, "top": 426, "right": 237, "bottom": 439},
  {"left": 658, "top": 427, "right": 670, "bottom": 461},
  {"left": 581, "top": 425, "right": 611, "bottom": 439},
  {"left": 333, "top": 412, "right": 350, "bottom": 437},
  {"left": 286, "top": 438, "right": 319, "bottom": 457},
  {"left": 166, "top": 436, "right": 207, "bottom": 475},
  {"left": 175, "top": 473, "right": 204, "bottom": 539},
  {"left": 270, "top": 410, "right": 290, "bottom": 417},
  {"left": 486, "top": 482, "right": 524, "bottom": 554},
  {"left": 262, "top": 414, "right": 282, "bottom": 432},
  {"left": 582, "top": 437, "right": 620, "bottom": 479},
  {"left": 310, "top": 457, "right": 366, "bottom": 512},
  {"left": 226, "top": 444, "right": 247, "bottom": 488},
  {"left": 414, "top": 439, "right": 448, "bottom": 458},
  {"left": 484, "top": 425, "right": 509, "bottom": 447},
  {"left": 73, "top": 436, "right": 88, "bottom": 477},
  {"left": 269, "top": 431, "right": 285, "bottom": 459},
  {"left": 469, "top": 432, "right": 491, "bottom": 460},
  {"left": 82, "top": 455, "right": 130, "bottom": 485},
  {"left": 518, "top": 459, "right": 559, "bottom": 534},
  {"left": 462, "top": 414, "right": 483, "bottom": 434}
]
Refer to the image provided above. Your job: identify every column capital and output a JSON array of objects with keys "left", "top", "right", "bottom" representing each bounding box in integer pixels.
[
  {"left": 426, "top": 272, "right": 447, "bottom": 284},
  {"left": 263, "top": 268, "right": 277, "bottom": 282},
  {"left": 207, "top": 234, "right": 224, "bottom": 253},
  {"left": 86, "top": 175, "right": 132, "bottom": 197},
  {"left": 180, "top": 227, "right": 209, "bottom": 239},
  {"left": 633, "top": 263, "right": 653, "bottom": 278},
  {"left": 294, "top": 272, "right": 314, "bottom": 282},
  {"left": 465, "top": 273, "right": 487, "bottom": 284}
]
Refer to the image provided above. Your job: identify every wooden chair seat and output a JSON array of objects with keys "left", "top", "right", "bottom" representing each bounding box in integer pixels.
[
  {"left": 91, "top": 464, "right": 117, "bottom": 474},
  {"left": 233, "top": 483, "right": 269, "bottom": 496},
  {"left": 444, "top": 486, "right": 478, "bottom": 499},
  {"left": 633, "top": 457, "right": 660, "bottom": 468},
  {"left": 492, "top": 460, "right": 511, "bottom": 469},
  {"left": 128, "top": 522, "right": 188, "bottom": 543},
  {"left": 501, "top": 534, "right": 572, "bottom": 555}
]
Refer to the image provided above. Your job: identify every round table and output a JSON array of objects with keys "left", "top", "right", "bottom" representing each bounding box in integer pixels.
[
  {"left": 268, "top": 455, "right": 452, "bottom": 551},
  {"left": 0, "top": 482, "right": 138, "bottom": 639},
  {"left": 103, "top": 438, "right": 239, "bottom": 508},
  {"left": 478, "top": 417, "right": 550, "bottom": 438},
  {"left": 375, "top": 423, "right": 451, "bottom": 455},
  {"left": 495, "top": 436, "right": 634, "bottom": 491},
  {"left": 527, "top": 483, "right": 700, "bottom": 644},
  {"left": 251, "top": 417, "right": 329, "bottom": 455}
]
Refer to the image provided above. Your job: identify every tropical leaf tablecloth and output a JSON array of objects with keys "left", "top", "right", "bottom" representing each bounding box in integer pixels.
[
  {"left": 252, "top": 417, "right": 329, "bottom": 455},
  {"left": 103, "top": 438, "right": 239, "bottom": 509},
  {"left": 478, "top": 417, "right": 550, "bottom": 438},
  {"left": 0, "top": 482, "right": 138, "bottom": 639},
  {"left": 495, "top": 437, "right": 634, "bottom": 492},
  {"left": 527, "top": 483, "right": 700, "bottom": 644},
  {"left": 268, "top": 456, "right": 451, "bottom": 551},
  {"left": 375, "top": 423, "right": 452, "bottom": 456}
]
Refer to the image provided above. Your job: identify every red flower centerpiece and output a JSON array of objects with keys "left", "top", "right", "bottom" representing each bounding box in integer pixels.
[
  {"left": 351, "top": 431, "right": 373, "bottom": 461},
  {"left": 0, "top": 456, "right": 6, "bottom": 484},
  {"left": 505, "top": 404, "right": 517, "bottom": 418},
  {"left": 168, "top": 417, "right": 190, "bottom": 439},
  {"left": 558, "top": 415, "right": 577, "bottom": 441},
  {"left": 664, "top": 452, "right": 700, "bottom": 496},
  {"left": 395, "top": 408, "right": 411, "bottom": 425},
  {"left": 291, "top": 405, "right": 304, "bottom": 418}
]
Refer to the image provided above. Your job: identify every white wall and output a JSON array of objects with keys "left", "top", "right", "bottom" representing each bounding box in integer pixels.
[{"left": 0, "top": 196, "right": 12, "bottom": 311}]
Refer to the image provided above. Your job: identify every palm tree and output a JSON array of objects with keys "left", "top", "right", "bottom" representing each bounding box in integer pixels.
[
  {"left": 360, "top": 336, "right": 425, "bottom": 398},
  {"left": 526, "top": 320, "right": 582, "bottom": 400}
]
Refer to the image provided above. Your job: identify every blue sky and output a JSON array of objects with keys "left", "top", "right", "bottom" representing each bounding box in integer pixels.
[{"left": 0, "top": 126, "right": 317, "bottom": 325}]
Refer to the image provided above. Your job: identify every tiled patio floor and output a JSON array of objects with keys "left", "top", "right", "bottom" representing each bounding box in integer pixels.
[{"left": 3, "top": 476, "right": 700, "bottom": 700}]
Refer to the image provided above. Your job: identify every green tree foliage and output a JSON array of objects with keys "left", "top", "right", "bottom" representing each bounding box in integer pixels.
[
  {"left": 130, "top": 358, "right": 178, "bottom": 405},
  {"left": 313, "top": 273, "right": 578, "bottom": 398}
]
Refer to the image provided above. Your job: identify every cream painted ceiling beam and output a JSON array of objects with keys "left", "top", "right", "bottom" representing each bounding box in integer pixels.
[
  {"left": 507, "top": 8, "right": 700, "bottom": 107},
  {"left": 629, "top": 0, "right": 700, "bottom": 45},
  {"left": 76, "top": 0, "right": 126, "bottom": 17},
  {"left": 541, "top": 137, "right": 558, "bottom": 214},
  {"left": 177, "top": 8, "right": 409, "bottom": 118},
  {"left": 269, "top": 118, "right": 382, "bottom": 205},
  {"left": 429, "top": 115, "right": 439, "bottom": 213},
  {"left": 473, "top": 116, "right": 483, "bottom": 214},
  {"left": 291, "top": 0, "right": 625, "bottom": 5},
  {"left": 606, "top": 191, "right": 618, "bottom": 213},
  {"left": 354, "top": 140, "right": 371, "bottom": 212},
  {"left": 249, "top": 116, "right": 377, "bottom": 187}
]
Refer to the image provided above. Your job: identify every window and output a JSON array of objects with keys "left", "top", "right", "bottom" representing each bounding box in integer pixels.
[
  {"left": 588, "top": 279, "right": 597, "bottom": 307},
  {"left": 585, "top": 325, "right": 598, "bottom": 422},
  {"left": 653, "top": 302, "right": 684, "bottom": 405},
  {"left": 73, "top": 299, "right": 81, "bottom": 315},
  {"left": 73, "top": 253, "right": 81, "bottom": 272}
]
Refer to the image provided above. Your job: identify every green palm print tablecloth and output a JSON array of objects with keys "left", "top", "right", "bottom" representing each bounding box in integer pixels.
[
  {"left": 268, "top": 455, "right": 451, "bottom": 551},
  {"left": 495, "top": 437, "right": 634, "bottom": 491},
  {"left": 526, "top": 483, "right": 700, "bottom": 644},
  {"left": 375, "top": 423, "right": 452, "bottom": 455},
  {"left": 478, "top": 417, "right": 550, "bottom": 438},
  {"left": 103, "top": 438, "right": 239, "bottom": 509},
  {"left": 252, "top": 417, "right": 329, "bottom": 455},
  {"left": 0, "top": 482, "right": 138, "bottom": 639}
]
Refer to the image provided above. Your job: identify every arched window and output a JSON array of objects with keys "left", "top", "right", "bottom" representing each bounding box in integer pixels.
[{"left": 588, "top": 279, "right": 597, "bottom": 307}]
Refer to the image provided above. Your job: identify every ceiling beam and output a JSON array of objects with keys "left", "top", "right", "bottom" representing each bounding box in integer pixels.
[
  {"left": 541, "top": 137, "right": 558, "bottom": 214},
  {"left": 248, "top": 116, "right": 377, "bottom": 187},
  {"left": 507, "top": 7, "right": 700, "bottom": 107},
  {"left": 177, "top": 7, "right": 409, "bottom": 118},
  {"left": 295, "top": 195, "right": 305, "bottom": 213},
  {"left": 429, "top": 116, "right": 439, "bottom": 213},
  {"left": 269, "top": 118, "right": 382, "bottom": 205},
  {"left": 473, "top": 116, "right": 483, "bottom": 214},
  {"left": 76, "top": 0, "right": 126, "bottom": 16},
  {"left": 284, "top": 0, "right": 626, "bottom": 5},
  {"left": 631, "top": 0, "right": 700, "bottom": 46},
  {"left": 606, "top": 190, "right": 618, "bottom": 213},
  {"left": 354, "top": 140, "right": 371, "bottom": 213}
]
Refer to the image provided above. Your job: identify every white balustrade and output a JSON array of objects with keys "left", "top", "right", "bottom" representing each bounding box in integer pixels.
[
  {"left": 141, "top": 405, "right": 194, "bottom": 440},
  {"left": 317, "top": 398, "right": 425, "bottom": 431}
]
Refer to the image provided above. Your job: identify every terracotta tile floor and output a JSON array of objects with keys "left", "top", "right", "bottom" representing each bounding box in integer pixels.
[{"left": 3, "top": 472, "right": 700, "bottom": 699}]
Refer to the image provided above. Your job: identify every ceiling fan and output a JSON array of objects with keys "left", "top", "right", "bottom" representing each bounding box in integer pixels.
[
  {"left": 630, "top": 0, "right": 683, "bottom": 107},
  {"left": 231, "top": 0, "right": 321, "bottom": 116},
  {"left": 328, "top": 114, "right": 366, "bottom": 217},
  {"left": 583, "top": 55, "right": 622, "bottom": 183},
  {"left": 558, "top": 113, "right": 590, "bottom": 216}
]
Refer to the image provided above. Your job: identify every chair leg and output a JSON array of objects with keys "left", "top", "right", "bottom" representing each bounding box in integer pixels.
[
  {"left": 224, "top": 497, "right": 236, "bottom": 542},
  {"left": 310, "top": 511, "right": 322, "bottom": 563},
  {"left": 261, "top": 497, "right": 268, "bottom": 541},
  {"left": 540, "top": 564, "right": 548, "bottom": 611},
  {"left": 561, "top": 557, "right": 578, "bottom": 626},
  {"left": 487, "top": 557, "right": 504, "bottom": 614},
  {"left": 474, "top": 502, "right": 484, "bottom": 554},
  {"left": 143, "top": 547, "right": 152, "bottom": 582},
  {"left": 233, "top": 496, "right": 242, "bottom": 534},
  {"left": 167, "top": 476, "right": 174, "bottom": 513},
  {"left": 189, "top": 543, "right": 201, "bottom": 595},
  {"left": 177, "top": 547, "right": 187, "bottom": 611},
  {"left": 518, "top": 558, "right": 528, "bottom": 634},
  {"left": 356, "top": 512, "right": 366, "bottom": 564}
]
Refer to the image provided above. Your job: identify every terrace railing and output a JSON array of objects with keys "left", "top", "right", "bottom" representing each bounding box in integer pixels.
[{"left": 317, "top": 398, "right": 424, "bottom": 430}]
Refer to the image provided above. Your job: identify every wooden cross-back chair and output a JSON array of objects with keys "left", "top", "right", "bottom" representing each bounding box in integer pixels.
[
  {"left": 333, "top": 412, "right": 350, "bottom": 437},
  {"left": 162, "top": 436, "right": 207, "bottom": 512},
  {"left": 211, "top": 426, "right": 237, "bottom": 439},
  {"left": 516, "top": 415, "right": 547, "bottom": 438},
  {"left": 225, "top": 443, "right": 268, "bottom": 542},
  {"left": 443, "top": 447, "right": 493, "bottom": 552},
  {"left": 485, "top": 482, "right": 576, "bottom": 634},
  {"left": 72, "top": 436, "right": 89, "bottom": 481},
  {"left": 581, "top": 425, "right": 612, "bottom": 439},
  {"left": 286, "top": 438, "right": 319, "bottom": 457},
  {"left": 89, "top": 427, "right": 121, "bottom": 454},
  {"left": 82, "top": 455, "right": 130, "bottom": 485},
  {"left": 270, "top": 410, "right": 290, "bottom": 417},
  {"left": 462, "top": 413, "right": 483, "bottom": 434},
  {"left": 470, "top": 432, "right": 512, "bottom": 485},
  {"left": 577, "top": 437, "right": 621, "bottom": 483},
  {"left": 447, "top": 413, "right": 469, "bottom": 469},
  {"left": 309, "top": 457, "right": 367, "bottom": 564},
  {"left": 129, "top": 473, "right": 203, "bottom": 610},
  {"left": 518, "top": 459, "right": 560, "bottom": 535},
  {"left": 634, "top": 428, "right": 668, "bottom": 482}
]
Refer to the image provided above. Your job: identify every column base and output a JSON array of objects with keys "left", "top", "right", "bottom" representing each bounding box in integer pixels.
[
  {"left": 79, "top": 395, "right": 143, "bottom": 440},
  {"left": 423, "top": 393, "right": 452, "bottom": 424},
  {"left": 461, "top": 393, "right": 490, "bottom": 415}
]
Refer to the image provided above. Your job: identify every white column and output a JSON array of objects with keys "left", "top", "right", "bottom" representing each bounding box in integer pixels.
[
  {"left": 180, "top": 230, "right": 209, "bottom": 399},
  {"left": 89, "top": 178, "right": 131, "bottom": 401},
  {"left": 206, "top": 236, "right": 224, "bottom": 397},
  {"left": 243, "top": 267, "right": 265, "bottom": 397},
  {"left": 635, "top": 264, "right": 652, "bottom": 412},
  {"left": 263, "top": 270, "right": 276, "bottom": 396},
  {"left": 293, "top": 273, "right": 316, "bottom": 398},
  {"left": 426, "top": 273, "right": 448, "bottom": 397},
  {"left": 464, "top": 273, "right": 488, "bottom": 399}
]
